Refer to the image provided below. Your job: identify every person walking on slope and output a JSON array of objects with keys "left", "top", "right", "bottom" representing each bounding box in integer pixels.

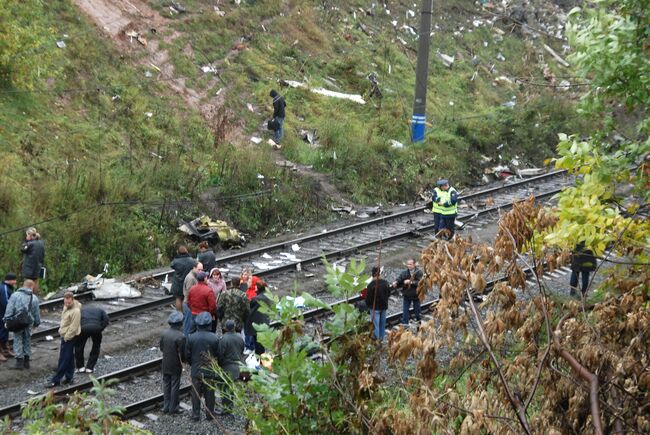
[
  {"left": 21, "top": 227, "right": 45, "bottom": 293},
  {"left": 160, "top": 311, "right": 186, "bottom": 415},
  {"left": 217, "top": 319, "right": 244, "bottom": 415},
  {"left": 46, "top": 292, "right": 81, "bottom": 387},
  {"left": 431, "top": 179, "right": 458, "bottom": 239},
  {"left": 269, "top": 89, "right": 286, "bottom": 145},
  {"left": 3, "top": 279, "right": 40, "bottom": 369},
  {"left": 74, "top": 306, "right": 109, "bottom": 373},
  {"left": 393, "top": 259, "right": 424, "bottom": 325},
  {"left": 186, "top": 312, "right": 220, "bottom": 422},
  {"left": 365, "top": 266, "right": 391, "bottom": 341},
  {"left": 0, "top": 272, "right": 17, "bottom": 362}
]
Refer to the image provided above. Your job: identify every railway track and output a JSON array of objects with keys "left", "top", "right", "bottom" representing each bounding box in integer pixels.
[{"left": 22, "top": 170, "right": 570, "bottom": 345}]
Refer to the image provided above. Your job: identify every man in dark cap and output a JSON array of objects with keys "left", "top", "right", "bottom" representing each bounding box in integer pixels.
[
  {"left": 269, "top": 89, "right": 286, "bottom": 145},
  {"left": 0, "top": 272, "right": 17, "bottom": 361},
  {"left": 160, "top": 311, "right": 186, "bottom": 414},
  {"left": 217, "top": 319, "right": 244, "bottom": 415},
  {"left": 431, "top": 179, "right": 458, "bottom": 239},
  {"left": 186, "top": 311, "right": 220, "bottom": 422}
]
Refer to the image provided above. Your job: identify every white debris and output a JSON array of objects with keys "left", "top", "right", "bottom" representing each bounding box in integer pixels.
[
  {"left": 279, "top": 252, "right": 300, "bottom": 262},
  {"left": 252, "top": 262, "right": 271, "bottom": 270},
  {"left": 247, "top": 103, "right": 255, "bottom": 112},
  {"left": 496, "top": 53, "right": 506, "bottom": 61},
  {"left": 201, "top": 65, "right": 217, "bottom": 74},
  {"left": 437, "top": 51, "right": 455, "bottom": 68},
  {"left": 149, "top": 347, "right": 157, "bottom": 351},
  {"left": 256, "top": 173, "right": 265, "bottom": 179},
  {"left": 407, "top": 9, "right": 415, "bottom": 18},
  {"left": 104, "top": 354, "right": 113, "bottom": 359},
  {"left": 56, "top": 41, "right": 66, "bottom": 49},
  {"left": 391, "top": 20, "right": 398, "bottom": 27},
  {"left": 250, "top": 136, "right": 262, "bottom": 144},
  {"left": 558, "top": 80, "right": 571, "bottom": 90},
  {"left": 91, "top": 279, "right": 141, "bottom": 300},
  {"left": 511, "top": 158, "right": 520, "bottom": 166},
  {"left": 390, "top": 139, "right": 404, "bottom": 149},
  {"left": 473, "top": 19, "right": 483, "bottom": 27},
  {"left": 27, "top": 390, "right": 40, "bottom": 395},
  {"left": 261, "top": 252, "right": 273, "bottom": 259},
  {"left": 145, "top": 414, "right": 158, "bottom": 422},
  {"left": 291, "top": 244, "right": 300, "bottom": 252},
  {"left": 46, "top": 335, "right": 54, "bottom": 341},
  {"left": 402, "top": 24, "right": 416, "bottom": 36},
  {"left": 311, "top": 88, "right": 366, "bottom": 104},
  {"left": 144, "top": 70, "right": 153, "bottom": 78},
  {"left": 284, "top": 296, "right": 305, "bottom": 309},
  {"left": 517, "top": 168, "right": 545, "bottom": 177},
  {"left": 145, "top": 112, "right": 153, "bottom": 118}
]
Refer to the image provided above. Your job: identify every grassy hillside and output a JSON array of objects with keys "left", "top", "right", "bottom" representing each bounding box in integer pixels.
[{"left": 0, "top": 0, "right": 589, "bottom": 289}]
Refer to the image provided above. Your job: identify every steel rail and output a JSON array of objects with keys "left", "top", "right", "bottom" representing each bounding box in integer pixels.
[
  {"left": 22, "top": 185, "right": 563, "bottom": 344},
  {"left": 128, "top": 170, "right": 568, "bottom": 283}
]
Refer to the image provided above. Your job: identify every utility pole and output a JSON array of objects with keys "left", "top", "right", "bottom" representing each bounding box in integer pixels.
[{"left": 411, "top": 0, "right": 434, "bottom": 143}]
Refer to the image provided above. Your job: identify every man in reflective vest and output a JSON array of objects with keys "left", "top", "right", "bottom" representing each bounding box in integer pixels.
[{"left": 431, "top": 179, "right": 458, "bottom": 239}]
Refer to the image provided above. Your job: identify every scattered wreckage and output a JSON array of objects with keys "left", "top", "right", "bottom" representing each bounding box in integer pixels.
[{"left": 178, "top": 214, "right": 243, "bottom": 245}]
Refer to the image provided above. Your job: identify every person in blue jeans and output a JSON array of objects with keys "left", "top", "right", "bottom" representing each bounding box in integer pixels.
[
  {"left": 270, "top": 89, "right": 286, "bottom": 144},
  {"left": 365, "top": 267, "right": 391, "bottom": 341},
  {"left": 392, "top": 259, "right": 424, "bottom": 325},
  {"left": 46, "top": 292, "right": 81, "bottom": 387}
]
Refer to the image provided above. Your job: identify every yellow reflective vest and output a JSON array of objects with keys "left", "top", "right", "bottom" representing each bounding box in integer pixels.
[{"left": 432, "top": 187, "right": 458, "bottom": 215}]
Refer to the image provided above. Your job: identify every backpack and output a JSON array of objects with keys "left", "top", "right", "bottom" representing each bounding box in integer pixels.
[
  {"left": 5, "top": 293, "right": 33, "bottom": 332},
  {"left": 267, "top": 118, "right": 280, "bottom": 131}
]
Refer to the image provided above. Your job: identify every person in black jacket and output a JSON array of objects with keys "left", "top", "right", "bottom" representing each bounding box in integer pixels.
[
  {"left": 197, "top": 241, "right": 217, "bottom": 274},
  {"left": 392, "top": 258, "right": 424, "bottom": 325},
  {"left": 160, "top": 311, "right": 186, "bottom": 414},
  {"left": 217, "top": 319, "right": 244, "bottom": 415},
  {"left": 170, "top": 245, "right": 197, "bottom": 311},
  {"left": 0, "top": 272, "right": 17, "bottom": 361},
  {"left": 244, "top": 282, "right": 272, "bottom": 355},
  {"left": 74, "top": 307, "right": 109, "bottom": 373},
  {"left": 570, "top": 242, "right": 597, "bottom": 296},
  {"left": 186, "top": 311, "right": 219, "bottom": 422},
  {"left": 269, "top": 89, "right": 286, "bottom": 145},
  {"left": 21, "top": 227, "right": 45, "bottom": 293},
  {"left": 365, "top": 267, "right": 391, "bottom": 341}
]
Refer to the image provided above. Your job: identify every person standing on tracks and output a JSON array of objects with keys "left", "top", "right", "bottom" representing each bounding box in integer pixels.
[
  {"left": 187, "top": 272, "right": 217, "bottom": 334},
  {"left": 245, "top": 282, "right": 273, "bottom": 355},
  {"left": 21, "top": 227, "right": 45, "bottom": 294},
  {"left": 208, "top": 268, "right": 227, "bottom": 331},
  {"left": 46, "top": 292, "right": 81, "bottom": 387},
  {"left": 269, "top": 89, "right": 286, "bottom": 145},
  {"left": 197, "top": 241, "right": 217, "bottom": 274},
  {"left": 431, "top": 179, "right": 458, "bottom": 239},
  {"left": 186, "top": 311, "right": 220, "bottom": 422},
  {"left": 0, "top": 272, "right": 17, "bottom": 362},
  {"left": 170, "top": 245, "right": 196, "bottom": 312},
  {"left": 217, "top": 319, "right": 244, "bottom": 415},
  {"left": 240, "top": 268, "right": 265, "bottom": 301},
  {"left": 393, "top": 259, "right": 424, "bottom": 325},
  {"left": 160, "top": 311, "right": 186, "bottom": 415},
  {"left": 570, "top": 242, "right": 597, "bottom": 297},
  {"left": 182, "top": 262, "right": 204, "bottom": 336},
  {"left": 216, "top": 279, "right": 250, "bottom": 334},
  {"left": 3, "top": 279, "right": 40, "bottom": 369},
  {"left": 365, "top": 266, "right": 391, "bottom": 341},
  {"left": 74, "top": 306, "right": 109, "bottom": 373}
]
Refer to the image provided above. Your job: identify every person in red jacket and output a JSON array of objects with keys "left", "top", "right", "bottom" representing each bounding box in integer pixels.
[
  {"left": 186, "top": 272, "right": 216, "bottom": 333},
  {"left": 240, "top": 269, "right": 265, "bottom": 301}
]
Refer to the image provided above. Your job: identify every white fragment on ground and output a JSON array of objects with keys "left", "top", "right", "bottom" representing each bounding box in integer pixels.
[
  {"left": 201, "top": 65, "right": 217, "bottom": 73},
  {"left": 128, "top": 420, "right": 146, "bottom": 430},
  {"left": 279, "top": 252, "right": 300, "bottom": 262},
  {"left": 27, "top": 390, "right": 40, "bottom": 395},
  {"left": 437, "top": 51, "right": 455, "bottom": 67},
  {"left": 261, "top": 252, "right": 272, "bottom": 259},
  {"left": 92, "top": 279, "right": 141, "bottom": 300},
  {"left": 291, "top": 244, "right": 300, "bottom": 252},
  {"left": 252, "top": 262, "right": 271, "bottom": 270},
  {"left": 280, "top": 79, "right": 366, "bottom": 104},
  {"left": 246, "top": 103, "right": 255, "bottom": 112},
  {"left": 145, "top": 112, "right": 153, "bottom": 118},
  {"left": 180, "top": 402, "right": 192, "bottom": 411},
  {"left": 46, "top": 335, "right": 54, "bottom": 341},
  {"left": 145, "top": 413, "right": 158, "bottom": 422},
  {"left": 56, "top": 41, "right": 66, "bottom": 49},
  {"left": 256, "top": 173, "right": 264, "bottom": 179},
  {"left": 250, "top": 136, "right": 262, "bottom": 144},
  {"left": 390, "top": 139, "right": 404, "bottom": 149}
]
